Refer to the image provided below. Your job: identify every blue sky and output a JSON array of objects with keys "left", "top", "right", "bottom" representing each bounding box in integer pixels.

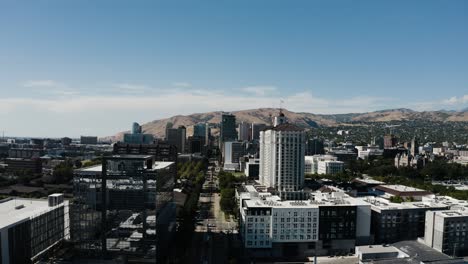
[{"left": 0, "top": 0, "right": 467, "bottom": 137}]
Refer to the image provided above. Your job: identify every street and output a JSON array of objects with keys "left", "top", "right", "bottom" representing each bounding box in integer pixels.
[{"left": 189, "top": 164, "right": 240, "bottom": 264}]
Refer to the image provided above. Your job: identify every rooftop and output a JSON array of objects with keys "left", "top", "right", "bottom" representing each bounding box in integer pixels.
[
  {"left": 435, "top": 210, "right": 468, "bottom": 218},
  {"left": 393, "top": 240, "right": 465, "bottom": 264},
  {"left": 0, "top": 197, "right": 63, "bottom": 228},
  {"left": 357, "top": 244, "right": 401, "bottom": 254},
  {"left": 375, "top": 184, "right": 432, "bottom": 196},
  {"left": 269, "top": 123, "right": 304, "bottom": 132},
  {"left": 76, "top": 161, "right": 174, "bottom": 173},
  {"left": 106, "top": 154, "right": 153, "bottom": 160},
  {"left": 358, "top": 197, "right": 450, "bottom": 212},
  {"left": 353, "top": 177, "right": 386, "bottom": 185},
  {"left": 378, "top": 185, "right": 426, "bottom": 192}
]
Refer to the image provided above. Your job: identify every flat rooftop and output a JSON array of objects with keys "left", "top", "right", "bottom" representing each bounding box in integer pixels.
[
  {"left": 106, "top": 154, "right": 153, "bottom": 160},
  {"left": 77, "top": 161, "right": 174, "bottom": 173},
  {"left": 375, "top": 184, "right": 432, "bottom": 197},
  {"left": 435, "top": 210, "right": 468, "bottom": 218},
  {"left": 353, "top": 177, "right": 385, "bottom": 185},
  {"left": 357, "top": 244, "right": 400, "bottom": 254},
  {"left": 0, "top": 198, "right": 60, "bottom": 228},
  {"left": 358, "top": 197, "right": 450, "bottom": 211},
  {"left": 378, "top": 184, "right": 426, "bottom": 192},
  {"left": 241, "top": 185, "right": 369, "bottom": 209},
  {"left": 393, "top": 240, "right": 464, "bottom": 263}
]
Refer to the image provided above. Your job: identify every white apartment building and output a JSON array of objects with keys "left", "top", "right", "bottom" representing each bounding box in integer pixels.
[
  {"left": 259, "top": 122, "right": 305, "bottom": 196},
  {"left": 238, "top": 185, "right": 371, "bottom": 258},
  {"left": 241, "top": 195, "right": 320, "bottom": 249}
]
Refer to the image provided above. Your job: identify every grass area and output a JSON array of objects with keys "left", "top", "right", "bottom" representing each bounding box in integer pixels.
[{"left": 231, "top": 172, "right": 246, "bottom": 178}]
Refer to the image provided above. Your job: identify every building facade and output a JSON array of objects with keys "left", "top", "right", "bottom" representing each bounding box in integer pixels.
[
  {"left": 0, "top": 194, "right": 68, "bottom": 264},
  {"left": 238, "top": 186, "right": 371, "bottom": 258},
  {"left": 80, "top": 136, "right": 98, "bottom": 145},
  {"left": 220, "top": 113, "right": 237, "bottom": 147},
  {"left": 424, "top": 210, "right": 468, "bottom": 257},
  {"left": 259, "top": 123, "right": 305, "bottom": 199},
  {"left": 72, "top": 155, "right": 176, "bottom": 263},
  {"left": 166, "top": 126, "right": 186, "bottom": 153},
  {"left": 123, "top": 122, "right": 154, "bottom": 144}
]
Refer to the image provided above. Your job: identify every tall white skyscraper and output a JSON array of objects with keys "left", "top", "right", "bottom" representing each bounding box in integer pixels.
[{"left": 259, "top": 112, "right": 305, "bottom": 199}]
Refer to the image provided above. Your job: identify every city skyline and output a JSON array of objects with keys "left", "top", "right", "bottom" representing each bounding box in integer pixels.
[{"left": 1, "top": 0, "right": 467, "bottom": 137}]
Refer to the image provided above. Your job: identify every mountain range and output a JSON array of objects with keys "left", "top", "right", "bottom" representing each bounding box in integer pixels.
[{"left": 110, "top": 108, "right": 468, "bottom": 140}]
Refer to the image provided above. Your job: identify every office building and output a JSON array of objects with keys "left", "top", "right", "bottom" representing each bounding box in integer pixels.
[
  {"left": 204, "top": 123, "right": 211, "bottom": 146},
  {"left": 359, "top": 196, "right": 450, "bottom": 244},
  {"left": 166, "top": 125, "right": 186, "bottom": 153},
  {"left": 72, "top": 155, "right": 176, "bottom": 263},
  {"left": 251, "top": 123, "right": 267, "bottom": 141},
  {"left": 317, "top": 160, "right": 344, "bottom": 175},
  {"left": 5, "top": 158, "right": 42, "bottom": 174},
  {"left": 61, "top": 137, "right": 72, "bottom": 146},
  {"left": 327, "top": 147, "right": 358, "bottom": 162},
  {"left": 0, "top": 194, "right": 68, "bottom": 264},
  {"left": 306, "top": 138, "right": 325, "bottom": 155},
  {"left": 259, "top": 114, "right": 305, "bottom": 199},
  {"left": 80, "top": 136, "right": 98, "bottom": 145},
  {"left": 8, "top": 148, "right": 44, "bottom": 159},
  {"left": 384, "top": 134, "right": 398, "bottom": 149},
  {"left": 193, "top": 123, "right": 207, "bottom": 139},
  {"left": 238, "top": 122, "right": 252, "bottom": 141},
  {"left": 424, "top": 209, "right": 468, "bottom": 257},
  {"left": 244, "top": 158, "right": 260, "bottom": 179},
  {"left": 187, "top": 136, "right": 204, "bottom": 154},
  {"left": 123, "top": 122, "right": 154, "bottom": 144},
  {"left": 304, "top": 155, "right": 338, "bottom": 175},
  {"left": 220, "top": 113, "right": 237, "bottom": 146},
  {"left": 223, "top": 141, "right": 244, "bottom": 171},
  {"left": 357, "top": 146, "right": 383, "bottom": 160},
  {"left": 113, "top": 141, "right": 177, "bottom": 162}
]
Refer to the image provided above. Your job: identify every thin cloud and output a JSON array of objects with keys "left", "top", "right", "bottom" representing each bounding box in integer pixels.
[
  {"left": 242, "top": 86, "right": 277, "bottom": 96},
  {"left": 22, "top": 80, "right": 61, "bottom": 88},
  {"left": 172, "top": 82, "right": 191, "bottom": 88},
  {"left": 113, "top": 83, "right": 151, "bottom": 94},
  {"left": 21, "top": 79, "right": 79, "bottom": 96},
  {"left": 443, "top": 95, "right": 468, "bottom": 105}
]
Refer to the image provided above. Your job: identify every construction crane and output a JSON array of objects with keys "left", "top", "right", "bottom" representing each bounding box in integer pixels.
[{"left": 384, "top": 124, "right": 401, "bottom": 135}]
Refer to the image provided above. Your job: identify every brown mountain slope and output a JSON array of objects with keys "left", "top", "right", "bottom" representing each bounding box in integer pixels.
[{"left": 110, "top": 108, "right": 468, "bottom": 140}]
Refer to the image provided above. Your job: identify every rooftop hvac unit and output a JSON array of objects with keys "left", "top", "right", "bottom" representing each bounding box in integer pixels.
[{"left": 48, "top": 193, "right": 64, "bottom": 207}]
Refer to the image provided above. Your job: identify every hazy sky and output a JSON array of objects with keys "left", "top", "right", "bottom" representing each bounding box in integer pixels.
[{"left": 1, "top": 0, "right": 467, "bottom": 137}]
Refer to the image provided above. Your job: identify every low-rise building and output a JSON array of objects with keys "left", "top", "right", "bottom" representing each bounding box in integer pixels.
[
  {"left": 374, "top": 184, "right": 432, "bottom": 201},
  {"left": 80, "top": 136, "right": 98, "bottom": 145},
  {"left": 5, "top": 158, "right": 42, "bottom": 174},
  {"left": 0, "top": 194, "right": 69, "bottom": 264}
]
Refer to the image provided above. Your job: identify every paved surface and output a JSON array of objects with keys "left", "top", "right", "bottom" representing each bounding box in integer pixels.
[{"left": 190, "top": 165, "right": 239, "bottom": 264}]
